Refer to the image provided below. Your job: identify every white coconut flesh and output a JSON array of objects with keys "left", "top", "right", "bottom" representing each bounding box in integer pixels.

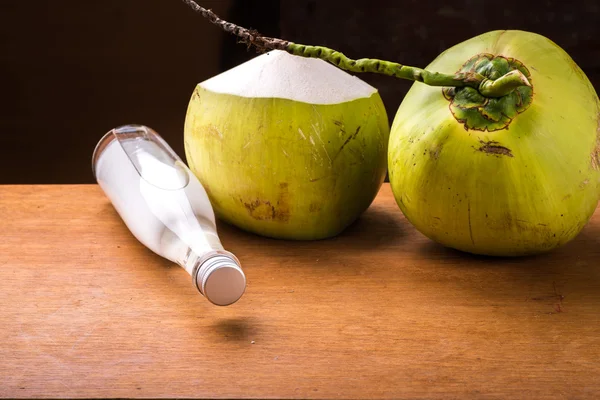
[{"left": 200, "top": 50, "right": 378, "bottom": 104}]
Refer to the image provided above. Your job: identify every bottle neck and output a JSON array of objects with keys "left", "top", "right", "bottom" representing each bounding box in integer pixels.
[{"left": 175, "top": 228, "right": 224, "bottom": 268}]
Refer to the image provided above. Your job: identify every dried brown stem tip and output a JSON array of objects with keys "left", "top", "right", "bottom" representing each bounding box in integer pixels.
[{"left": 180, "top": 0, "right": 289, "bottom": 52}]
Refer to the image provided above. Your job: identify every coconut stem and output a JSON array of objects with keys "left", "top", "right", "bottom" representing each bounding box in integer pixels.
[{"left": 181, "top": 0, "right": 531, "bottom": 97}]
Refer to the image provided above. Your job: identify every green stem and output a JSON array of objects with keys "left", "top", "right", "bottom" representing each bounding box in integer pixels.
[
  {"left": 289, "top": 43, "right": 531, "bottom": 97},
  {"left": 181, "top": 0, "right": 531, "bottom": 97}
]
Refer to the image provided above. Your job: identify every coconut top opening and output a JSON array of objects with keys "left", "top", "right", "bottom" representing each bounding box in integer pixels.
[{"left": 200, "top": 50, "right": 378, "bottom": 104}]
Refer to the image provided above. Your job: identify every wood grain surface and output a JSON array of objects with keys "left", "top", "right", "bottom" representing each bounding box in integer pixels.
[{"left": 1, "top": 184, "right": 599, "bottom": 399}]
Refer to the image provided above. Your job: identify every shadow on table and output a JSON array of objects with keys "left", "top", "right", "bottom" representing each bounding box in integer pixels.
[
  {"left": 413, "top": 222, "right": 600, "bottom": 307},
  {"left": 211, "top": 317, "right": 259, "bottom": 343},
  {"left": 216, "top": 202, "right": 409, "bottom": 278},
  {"left": 217, "top": 203, "right": 407, "bottom": 251}
]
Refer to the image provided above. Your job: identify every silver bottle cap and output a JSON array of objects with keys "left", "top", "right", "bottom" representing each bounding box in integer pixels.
[{"left": 195, "top": 255, "right": 246, "bottom": 306}]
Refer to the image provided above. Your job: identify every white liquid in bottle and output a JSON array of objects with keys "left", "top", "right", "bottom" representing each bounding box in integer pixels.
[{"left": 93, "top": 125, "right": 246, "bottom": 306}]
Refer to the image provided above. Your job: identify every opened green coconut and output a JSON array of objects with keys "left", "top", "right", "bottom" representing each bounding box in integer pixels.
[{"left": 184, "top": 50, "right": 389, "bottom": 240}]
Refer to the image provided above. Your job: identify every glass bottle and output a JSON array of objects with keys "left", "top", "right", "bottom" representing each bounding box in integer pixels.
[{"left": 92, "top": 124, "right": 246, "bottom": 306}]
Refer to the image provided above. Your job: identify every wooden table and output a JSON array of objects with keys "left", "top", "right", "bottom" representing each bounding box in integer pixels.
[{"left": 1, "top": 184, "right": 599, "bottom": 399}]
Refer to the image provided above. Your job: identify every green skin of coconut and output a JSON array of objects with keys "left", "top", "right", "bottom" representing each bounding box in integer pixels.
[
  {"left": 184, "top": 88, "right": 389, "bottom": 240},
  {"left": 388, "top": 30, "right": 600, "bottom": 256}
]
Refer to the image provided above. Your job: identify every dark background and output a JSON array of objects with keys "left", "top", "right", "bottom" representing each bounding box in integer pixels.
[{"left": 1, "top": 0, "right": 598, "bottom": 184}]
